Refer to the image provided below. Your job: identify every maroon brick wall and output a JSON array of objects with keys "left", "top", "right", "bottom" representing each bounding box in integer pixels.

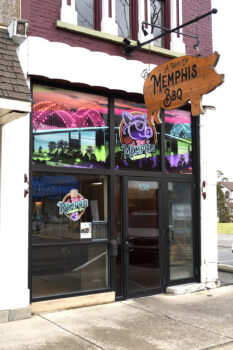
[
  {"left": 21, "top": 0, "right": 168, "bottom": 66},
  {"left": 182, "top": 0, "right": 213, "bottom": 56},
  {"left": 21, "top": 0, "right": 213, "bottom": 65}
]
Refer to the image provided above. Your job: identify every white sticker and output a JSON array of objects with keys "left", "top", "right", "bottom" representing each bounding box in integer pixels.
[{"left": 80, "top": 222, "right": 92, "bottom": 239}]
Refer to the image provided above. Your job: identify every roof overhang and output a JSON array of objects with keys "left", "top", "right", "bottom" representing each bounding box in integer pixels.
[{"left": 0, "top": 98, "right": 31, "bottom": 125}]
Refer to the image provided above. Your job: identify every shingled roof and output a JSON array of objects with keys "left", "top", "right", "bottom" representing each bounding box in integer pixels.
[
  {"left": 0, "top": 27, "right": 31, "bottom": 102},
  {"left": 220, "top": 182, "right": 233, "bottom": 192}
]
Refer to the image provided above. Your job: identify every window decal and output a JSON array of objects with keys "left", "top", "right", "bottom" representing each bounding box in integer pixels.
[
  {"left": 119, "top": 111, "right": 157, "bottom": 161},
  {"left": 114, "top": 99, "right": 161, "bottom": 171},
  {"left": 165, "top": 109, "right": 192, "bottom": 174},
  {"left": 57, "top": 189, "right": 88, "bottom": 221},
  {"left": 32, "top": 85, "right": 109, "bottom": 169}
]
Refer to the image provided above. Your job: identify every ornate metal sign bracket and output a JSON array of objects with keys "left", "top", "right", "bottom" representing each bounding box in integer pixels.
[{"left": 123, "top": 8, "right": 217, "bottom": 56}]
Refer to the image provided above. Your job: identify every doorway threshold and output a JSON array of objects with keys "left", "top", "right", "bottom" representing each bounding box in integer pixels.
[{"left": 166, "top": 283, "right": 205, "bottom": 295}]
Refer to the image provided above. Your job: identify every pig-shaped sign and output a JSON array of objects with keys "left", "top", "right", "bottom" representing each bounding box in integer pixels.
[{"left": 143, "top": 52, "right": 224, "bottom": 125}]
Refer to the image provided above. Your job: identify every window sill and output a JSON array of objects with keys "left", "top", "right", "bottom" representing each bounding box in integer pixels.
[{"left": 55, "top": 20, "right": 183, "bottom": 59}]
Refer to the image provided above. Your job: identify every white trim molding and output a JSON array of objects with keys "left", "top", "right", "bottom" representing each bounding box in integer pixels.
[
  {"left": 170, "top": 0, "right": 185, "bottom": 53},
  {"left": 60, "top": 0, "right": 77, "bottom": 26},
  {"left": 101, "top": 0, "right": 118, "bottom": 35},
  {"left": 0, "top": 98, "right": 31, "bottom": 113}
]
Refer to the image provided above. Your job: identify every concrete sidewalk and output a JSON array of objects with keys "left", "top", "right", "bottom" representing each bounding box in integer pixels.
[{"left": 1, "top": 286, "right": 233, "bottom": 350}]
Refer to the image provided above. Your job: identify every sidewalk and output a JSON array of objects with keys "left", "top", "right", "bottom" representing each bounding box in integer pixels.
[{"left": 1, "top": 285, "right": 233, "bottom": 350}]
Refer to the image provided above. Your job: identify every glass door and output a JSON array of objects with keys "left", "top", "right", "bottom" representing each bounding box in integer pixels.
[
  {"left": 125, "top": 179, "right": 161, "bottom": 297},
  {"left": 166, "top": 181, "right": 194, "bottom": 282}
]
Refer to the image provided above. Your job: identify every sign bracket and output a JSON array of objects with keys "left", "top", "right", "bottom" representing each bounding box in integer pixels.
[{"left": 123, "top": 8, "right": 217, "bottom": 56}]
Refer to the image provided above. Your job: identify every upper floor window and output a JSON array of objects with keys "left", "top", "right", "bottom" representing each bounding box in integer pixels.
[
  {"left": 75, "top": 0, "right": 101, "bottom": 30},
  {"left": 225, "top": 191, "right": 230, "bottom": 200},
  {"left": 115, "top": 0, "right": 131, "bottom": 38},
  {"left": 150, "top": 0, "right": 164, "bottom": 47},
  {"left": 76, "top": 0, "right": 94, "bottom": 29},
  {"left": 61, "top": 0, "right": 166, "bottom": 47}
]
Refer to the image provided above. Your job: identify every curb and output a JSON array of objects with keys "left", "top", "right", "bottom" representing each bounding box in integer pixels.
[{"left": 218, "top": 264, "right": 233, "bottom": 273}]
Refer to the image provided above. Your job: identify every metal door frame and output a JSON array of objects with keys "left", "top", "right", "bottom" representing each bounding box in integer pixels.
[
  {"left": 163, "top": 178, "right": 199, "bottom": 287},
  {"left": 122, "top": 176, "right": 163, "bottom": 299}
]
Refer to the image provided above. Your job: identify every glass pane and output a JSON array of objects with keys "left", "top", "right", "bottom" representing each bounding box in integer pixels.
[
  {"left": 128, "top": 180, "right": 160, "bottom": 294},
  {"left": 32, "top": 173, "right": 108, "bottom": 244},
  {"left": 115, "top": 0, "right": 131, "bottom": 38},
  {"left": 115, "top": 99, "right": 161, "bottom": 171},
  {"left": 32, "top": 84, "right": 109, "bottom": 169},
  {"left": 168, "top": 182, "right": 194, "bottom": 280},
  {"left": 150, "top": 0, "right": 164, "bottom": 47},
  {"left": 76, "top": 0, "right": 94, "bottom": 29},
  {"left": 115, "top": 176, "right": 122, "bottom": 297},
  {"left": 165, "top": 109, "right": 192, "bottom": 174},
  {"left": 32, "top": 243, "right": 108, "bottom": 298}
]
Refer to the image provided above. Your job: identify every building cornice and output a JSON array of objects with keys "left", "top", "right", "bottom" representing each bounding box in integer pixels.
[{"left": 55, "top": 20, "right": 184, "bottom": 59}]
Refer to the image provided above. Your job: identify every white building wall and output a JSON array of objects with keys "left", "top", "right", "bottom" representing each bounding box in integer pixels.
[
  {"left": 0, "top": 115, "right": 30, "bottom": 310},
  {"left": 199, "top": 107, "right": 218, "bottom": 285}
]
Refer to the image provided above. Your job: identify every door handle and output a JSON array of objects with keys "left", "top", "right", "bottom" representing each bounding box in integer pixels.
[
  {"left": 167, "top": 229, "right": 174, "bottom": 243},
  {"left": 111, "top": 239, "right": 118, "bottom": 257},
  {"left": 125, "top": 240, "right": 134, "bottom": 252}
]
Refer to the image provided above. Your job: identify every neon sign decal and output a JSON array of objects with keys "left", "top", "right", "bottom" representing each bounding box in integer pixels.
[
  {"left": 121, "top": 112, "right": 153, "bottom": 140},
  {"left": 33, "top": 102, "right": 105, "bottom": 131},
  {"left": 119, "top": 111, "right": 157, "bottom": 160},
  {"left": 121, "top": 143, "right": 156, "bottom": 159},
  {"left": 57, "top": 189, "right": 88, "bottom": 221}
]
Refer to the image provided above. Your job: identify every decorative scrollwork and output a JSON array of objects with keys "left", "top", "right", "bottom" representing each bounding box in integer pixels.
[{"left": 141, "top": 69, "right": 150, "bottom": 80}]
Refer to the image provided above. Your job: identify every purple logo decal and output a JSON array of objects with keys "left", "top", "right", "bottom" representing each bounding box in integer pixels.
[
  {"left": 121, "top": 112, "right": 153, "bottom": 140},
  {"left": 119, "top": 111, "right": 157, "bottom": 160}
]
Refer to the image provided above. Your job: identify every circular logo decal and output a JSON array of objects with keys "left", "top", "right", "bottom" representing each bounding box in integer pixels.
[{"left": 57, "top": 189, "right": 88, "bottom": 222}]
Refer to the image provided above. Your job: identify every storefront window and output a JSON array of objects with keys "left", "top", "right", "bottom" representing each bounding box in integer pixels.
[
  {"left": 168, "top": 182, "right": 194, "bottom": 280},
  {"left": 32, "top": 172, "right": 109, "bottom": 298},
  {"left": 32, "top": 243, "right": 108, "bottom": 298},
  {"left": 31, "top": 83, "right": 197, "bottom": 300},
  {"left": 114, "top": 99, "right": 161, "bottom": 171},
  {"left": 32, "top": 85, "right": 109, "bottom": 169},
  {"left": 32, "top": 173, "right": 108, "bottom": 244},
  {"left": 165, "top": 109, "right": 192, "bottom": 174}
]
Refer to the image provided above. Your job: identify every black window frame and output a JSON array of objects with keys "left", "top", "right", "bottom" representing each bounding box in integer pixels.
[{"left": 29, "top": 79, "right": 200, "bottom": 302}]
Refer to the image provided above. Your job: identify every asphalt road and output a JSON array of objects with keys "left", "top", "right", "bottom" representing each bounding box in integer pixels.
[
  {"left": 218, "top": 233, "right": 233, "bottom": 284},
  {"left": 218, "top": 246, "right": 233, "bottom": 266}
]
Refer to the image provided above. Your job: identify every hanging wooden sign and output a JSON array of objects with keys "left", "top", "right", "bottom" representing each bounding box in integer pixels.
[{"left": 143, "top": 51, "right": 224, "bottom": 125}]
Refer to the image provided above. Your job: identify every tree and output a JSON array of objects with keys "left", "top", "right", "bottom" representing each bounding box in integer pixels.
[
  {"left": 217, "top": 170, "right": 231, "bottom": 223},
  {"left": 48, "top": 141, "right": 56, "bottom": 153}
]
